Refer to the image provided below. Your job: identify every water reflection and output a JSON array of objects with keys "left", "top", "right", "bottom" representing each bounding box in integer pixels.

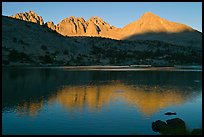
[
  {"left": 2, "top": 68, "right": 201, "bottom": 117},
  {"left": 49, "top": 83, "right": 198, "bottom": 116},
  {"left": 16, "top": 100, "right": 44, "bottom": 117}
]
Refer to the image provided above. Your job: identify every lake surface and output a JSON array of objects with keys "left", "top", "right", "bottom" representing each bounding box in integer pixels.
[{"left": 2, "top": 67, "right": 202, "bottom": 135}]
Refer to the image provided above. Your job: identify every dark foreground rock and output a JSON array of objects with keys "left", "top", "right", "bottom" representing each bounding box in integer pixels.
[
  {"left": 191, "top": 129, "right": 202, "bottom": 135},
  {"left": 164, "top": 112, "right": 176, "bottom": 115},
  {"left": 152, "top": 118, "right": 202, "bottom": 135}
]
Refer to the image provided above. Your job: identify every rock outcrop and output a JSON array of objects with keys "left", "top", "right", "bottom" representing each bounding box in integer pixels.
[
  {"left": 11, "top": 11, "right": 44, "bottom": 25},
  {"left": 87, "top": 16, "right": 112, "bottom": 33},
  {"left": 56, "top": 16, "right": 87, "bottom": 36},
  {"left": 85, "top": 21, "right": 100, "bottom": 36},
  {"left": 152, "top": 118, "right": 202, "bottom": 135},
  {"left": 45, "top": 21, "right": 56, "bottom": 30},
  {"left": 55, "top": 16, "right": 116, "bottom": 37}
]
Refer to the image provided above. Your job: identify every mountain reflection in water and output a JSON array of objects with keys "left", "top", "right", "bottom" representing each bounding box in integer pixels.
[
  {"left": 48, "top": 83, "right": 194, "bottom": 116},
  {"left": 3, "top": 68, "right": 201, "bottom": 118}
]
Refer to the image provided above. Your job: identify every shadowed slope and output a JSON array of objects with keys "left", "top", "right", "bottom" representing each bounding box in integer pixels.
[{"left": 123, "top": 30, "right": 202, "bottom": 48}]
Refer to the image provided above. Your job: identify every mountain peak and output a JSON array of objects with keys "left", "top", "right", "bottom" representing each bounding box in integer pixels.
[
  {"left": 88, "top": 16, "right": 104, "bottom": 22},
  {"left": 90, "top": 16, "right": 101, "bottom": 19},
  {"left": 28, "top": 11, "right": 37, "bottom": 15},
  {"left": 122, "top": 11, "right": 194, "bottom": 36},
  {"left": 62, "top": 16, "right": 86, "bottom": 23},
  {"left": 142, "top": 12, "right": 157, "bottom": 16},
  {"left": 69, "top": 16, "right": 77, "bottom": 19},
  {"left": 140, "top": 12, "right": 160, "bottom": 20},
  {"left": 11, "top": 11, "right": 44, "bottom": 25}
]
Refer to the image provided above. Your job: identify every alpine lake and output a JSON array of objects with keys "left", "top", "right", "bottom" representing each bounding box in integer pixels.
[{"left": 2, "top": 66, "right": 202, "bottom": 135}]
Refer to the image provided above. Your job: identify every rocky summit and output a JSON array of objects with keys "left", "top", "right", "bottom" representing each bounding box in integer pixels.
[
  {"left": 121, "top": 12, "right": 193, "bottom": 35},
  {"left": 53, "top": 16, "right": 117, "bottom": 38},
  {"left": 11, "top": 11, "right": 44, "bottom": 25},
  {"left": 45, "top": 21, "right": 56, "bottom": 31},
  {"left": 120, "top": 12, "right": 201, "bottom": 47}
]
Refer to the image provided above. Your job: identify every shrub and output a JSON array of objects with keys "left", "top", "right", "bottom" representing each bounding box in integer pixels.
[
  {"left": 63, "top": 49, "right": 69, "bottom": 55},
  {"left": 8, "top": 49, "right": 31, "bottom": 62},
  {"left": 18, "top": 39, "right": 29, "bottom": 46},
  {"left": 13, "top": 37, "right": 17, "bottom": 43},
  {"left": 41, "top": 45, "right": 47, "bottom": 50},
  {"left": 39, "top": 54, "right": 53, "bottom": 63},
  {"left": 3, "top": 60, "right": 9, "bottom": 65},
  {"left": 25, "top": 23, "right": 31, "bottom": 28},
  {"left": 55, "top": 50, "right": 59, "bottom": 54}
]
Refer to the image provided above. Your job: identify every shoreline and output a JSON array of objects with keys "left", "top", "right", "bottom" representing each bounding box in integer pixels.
[{"left": 2, "top": 65, "right": 202, "bottom": 71}]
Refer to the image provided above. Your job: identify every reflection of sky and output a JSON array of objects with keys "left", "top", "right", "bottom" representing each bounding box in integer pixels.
[{"left": 2, "top": 69, "right": 202, "bottom": 135}]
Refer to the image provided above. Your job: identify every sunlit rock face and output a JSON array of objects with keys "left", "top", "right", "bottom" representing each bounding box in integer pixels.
[
  {"left": 84, "top": 21, "right": 99, "bottom": 36},
  {"left": 45, "top": 21, "right": 56, "bottom": 31},
  {"left": 15, "top": 82, "right": 196, "bottom": 117},
  {"left": 121, "top": 12, "right": 194, "bottom": 36},
  {"left": 11, "top": 11, "right": 44, "bottom": 25},
  {"left": 55, "top": 16, "right": 117, "bottom": 38},
  {"left": 56, "top": 16, "right": 87, "bottom": 36},
  {"left": 86, "top": 16, "right": 113, "bottom": 36}
]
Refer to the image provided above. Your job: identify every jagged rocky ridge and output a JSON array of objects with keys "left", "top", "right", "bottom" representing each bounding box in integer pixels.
[
  {"left": 11, "top": 11, "right": 44, "bottom": 25},
  {"left": 2, "top": 11, "right": 202, "bottom": 66},
  {"left": 11, "top": 11, "right": 202, "bottom": 48}
]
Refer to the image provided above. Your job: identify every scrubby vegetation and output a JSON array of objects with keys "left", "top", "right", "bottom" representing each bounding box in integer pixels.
[{"left": 2, "top": 16, "right": 202, "bottom": 66}]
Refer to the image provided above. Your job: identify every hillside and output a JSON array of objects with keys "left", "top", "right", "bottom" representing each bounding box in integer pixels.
[
  {"left": 2, "top": 15, "right": 202, "bottom": 66},
  {"left": 121, "top": 12, "right": 202, "bottom": 47}
]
